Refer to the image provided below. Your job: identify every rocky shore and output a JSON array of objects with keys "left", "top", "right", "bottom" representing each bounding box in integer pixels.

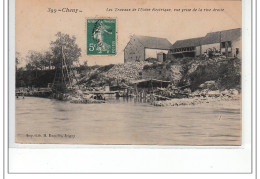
[
  {"left": 70, "top": 98, "right": 105, "bottom": 104},
  {"left": 153, "top": 89, "right": 240, "bottom": 107}
]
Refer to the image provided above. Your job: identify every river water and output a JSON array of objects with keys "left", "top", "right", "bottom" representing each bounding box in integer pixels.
[{"left": 15, "top": 97, "right": 241, "bottom": 145}]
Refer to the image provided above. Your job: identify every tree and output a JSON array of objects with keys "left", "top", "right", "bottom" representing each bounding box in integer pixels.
[
  {"left": 26, "top": 51, "right": 44, "bottom": 70},
  {"left": 43, "top": 51, "right": 53, "bottom": 69},
  {"left": 83, "top": 61, "right": 88, "bottom": 67},
  {"left": 50, "top": 32, "right": 81, "bottom": 68},
  {"left": 15, "top": 52, "right": 21, "bottom": 71},
  {"left": 25, "top": 63, "right": 34, "bottom": 71}
]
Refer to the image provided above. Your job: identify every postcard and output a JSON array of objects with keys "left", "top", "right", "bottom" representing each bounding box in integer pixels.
[{"left": 15, "top": 0, "right": 242, "bottom": 145}]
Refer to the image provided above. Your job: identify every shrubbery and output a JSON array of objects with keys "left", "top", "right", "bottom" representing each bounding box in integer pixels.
[
  {"left": 16, "top": 69, "right": 55, "bottom": 88},
  {"left": 183, "top": 58, "right": 241, "bottom": 91}
]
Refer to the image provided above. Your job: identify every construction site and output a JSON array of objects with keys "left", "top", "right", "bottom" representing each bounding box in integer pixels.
[{"left": 16, "top": 28, "right": 241, "bottom": 106}]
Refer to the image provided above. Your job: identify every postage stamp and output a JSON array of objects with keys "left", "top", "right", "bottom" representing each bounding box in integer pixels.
[{"left": 86, "top": 18, "right": 116, "bottom": 55}]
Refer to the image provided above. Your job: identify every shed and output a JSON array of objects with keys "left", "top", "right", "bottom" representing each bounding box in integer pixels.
[
  {"left": 131, "top": 79, "right": 171, "bottom": 89},
  {"left": 170, "top": 37, "right": 204, "bottom": 58}
]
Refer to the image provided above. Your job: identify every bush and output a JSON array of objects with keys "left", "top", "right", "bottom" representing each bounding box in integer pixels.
[
  {"left": 181, "top": 58, "right": 241, "bottom": 91},
  {"left": 217, "top": 58, "right": 241, "bottom": 90},
  {"left": 16, "top": 69, "right": 56, "bottom": 88}
]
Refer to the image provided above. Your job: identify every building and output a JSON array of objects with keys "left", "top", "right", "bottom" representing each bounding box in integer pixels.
[
  {"left": 169, "top": 28, "right": 242, "bottom": 58},
  {"left": 169, "top": 37, "right": 204, "bottom": 58},
  {"left": 124, "top": 35, "right": 172, "bottom": 63},
  {"left": 201, "top": 28, "right": 241, "bottom": 58}
]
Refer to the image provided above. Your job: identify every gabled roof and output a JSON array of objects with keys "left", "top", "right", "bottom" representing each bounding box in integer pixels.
[
  {"left": 171, "top": 37, "right": 204, "bottom": 49},
  {"left": 134, "top": 35, "right": 172, "bottom": 50},
  {"left": 200, "top": 31, "right": 221, "bottom": 45},
  {"left": 170, "top": 28, "right": 241, "bottom": 49},
  {"left": 220, "top": 28, "right": 241, "bottom": 42},
  {"left": 201, "top": 28, "right": 241, "bottom": 45}
]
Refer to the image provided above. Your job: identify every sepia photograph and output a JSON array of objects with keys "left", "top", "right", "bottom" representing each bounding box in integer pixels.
[{"left": 15, "top": 0, "right": 242, "bottom": 145}]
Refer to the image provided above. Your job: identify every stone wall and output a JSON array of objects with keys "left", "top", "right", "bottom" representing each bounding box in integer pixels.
[{"left": 124, "top": 37, "right": 145, "bottom": 63}]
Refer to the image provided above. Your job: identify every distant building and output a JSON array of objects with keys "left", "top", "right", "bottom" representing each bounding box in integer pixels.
[
  {"left": 169, "top": 28, "right": 242, "bottom": 58},
  {"left": 201, "top": 28, "right": 241, "bottom": 58},
  {"left": 169, "top": 37, "right": 204, "bottom": 58},
  {"left": 124, "top": 35, "right": 172, "bottom": 63}
]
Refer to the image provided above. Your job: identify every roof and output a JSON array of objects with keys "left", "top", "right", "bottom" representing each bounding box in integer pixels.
[
  {"left": 171, "top": 37, "right": 204, "bottom": 49},
  {"left": 220, "top": 28, "right": 241, "bottom": 42},
  {"left": 170, "top": 28, "right": 241, "bottom": 49},
  {"left": 201, "top": 28, "right": 241, "bottom": 45},
  {"left": 134, "top": 35, "right": 172, "bottom": 50}
]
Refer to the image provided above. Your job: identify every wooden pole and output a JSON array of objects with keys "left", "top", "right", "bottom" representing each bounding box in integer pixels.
[
  {"left": 61, "top": 46, "right": 64, "bottom": 85},
  {"left": 62, "top": 47, "right": 72, "bottom": 87}
]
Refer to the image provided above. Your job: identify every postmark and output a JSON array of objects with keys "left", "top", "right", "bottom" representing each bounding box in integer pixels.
[{"left": 86, "top": 18, "right": 116, "bottom": 55}]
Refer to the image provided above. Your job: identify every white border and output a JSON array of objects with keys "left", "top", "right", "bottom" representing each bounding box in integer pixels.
[{"left": 4, "top": 0, "right": 256, "bottom": 176}]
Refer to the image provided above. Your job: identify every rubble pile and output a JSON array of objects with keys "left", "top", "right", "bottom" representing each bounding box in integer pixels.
[
  {"left": 187, "top": 63, "right": 199, "bottom": 74},
  {"left": 198, "top": 80, "right": 218, "bottom": 90},
  {"left": 103, "top": 61, "right": 149, "bottom": 83},
  {"left": 153, "top": 89, "right": 240, "bottom": 107},
  {"left": 70, "top": 98, "right": 105, "bottom": 104},
  {"left": 68, "top": 91, "right": 106, "bottom": 104},
  {"left": 167, "top": 65, "right": 183, "bottom": 82}
]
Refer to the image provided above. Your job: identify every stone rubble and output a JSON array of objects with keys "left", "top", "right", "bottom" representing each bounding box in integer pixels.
[
  {"left": 153, "top": 89, "right": 240, "bottom": 107},
  {"left": 103, "top": 61, "right": 149, "bottom": 83}
]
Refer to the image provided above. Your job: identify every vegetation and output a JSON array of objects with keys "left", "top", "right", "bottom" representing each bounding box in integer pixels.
[
  {"left": 50, "top": 32, "right": 82, "bottom": 68},
  {"left": 16, "top": 69, "right": 55, "bottom": 88},
  {"left": 16, "top": 35, "right": 241, "bottom": 92},
  {"left": 23, "top": 32, "right": 82, "bottom": 71},
  {"left": 183, "top": 58, "right": 241, "bottom": 91},
  {"left": 16, "top": 32, "right": 82, "bottom": 88},
  {"left": 143, "top": 63, "right": 164, "bottom": 70},
  {"left": 78, "top": 64, "right": 115, "bottom": 86}
]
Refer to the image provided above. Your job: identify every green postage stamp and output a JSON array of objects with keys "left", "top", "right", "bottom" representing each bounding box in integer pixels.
[{"left": 86, "top": 18, "right": 116, "bottom": 55}]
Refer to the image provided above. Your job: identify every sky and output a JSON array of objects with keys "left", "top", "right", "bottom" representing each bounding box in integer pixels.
[{"left": 16, "top": 0, "right": 241, "bottom": 66}]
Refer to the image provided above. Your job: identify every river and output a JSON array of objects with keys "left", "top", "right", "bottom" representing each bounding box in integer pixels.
[{"left": 15, "top": 97, "right": 241, "bottom": 145}]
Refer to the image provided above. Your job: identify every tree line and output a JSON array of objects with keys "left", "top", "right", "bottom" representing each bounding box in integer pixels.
[
  {"left": 16, "top": 32, "right": 85, "bottom": 88},
  {"left": 16, "top": 32, "right": 82, "bottom": 71}
]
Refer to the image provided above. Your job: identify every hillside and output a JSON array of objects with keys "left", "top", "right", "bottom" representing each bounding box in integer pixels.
[
  {"left": 77, "top": 56, "right": 241, "bottom": 92},
  {"left": 78, "top": 61, "right": 149, "bottom": 87}
]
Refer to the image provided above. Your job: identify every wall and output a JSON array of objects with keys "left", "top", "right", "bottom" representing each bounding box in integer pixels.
[
  {"left": 145, "top": 49, "right": 169, "bottom": 59},
  {"left": 231, "top": 36, "right": 242, "bottom": 58},
  {"left": 157, "top": 53, "right": 166, "bottom": 62},
  {"left": 220, "top": 46, "right": 232, "bottom": 57},
  {"left": 195, "top": 46, "right": 201, "bottom": 56},
  {"left": 124, "top": 37, "right": 145, "bottom": 63},
  {"left": 201, "top": 43, "right": 220, "bottom": 54}
]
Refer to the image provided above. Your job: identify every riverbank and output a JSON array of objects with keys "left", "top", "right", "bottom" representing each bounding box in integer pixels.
[{"left": 153, "top": 94, "right": 240, "bottom": 107}]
